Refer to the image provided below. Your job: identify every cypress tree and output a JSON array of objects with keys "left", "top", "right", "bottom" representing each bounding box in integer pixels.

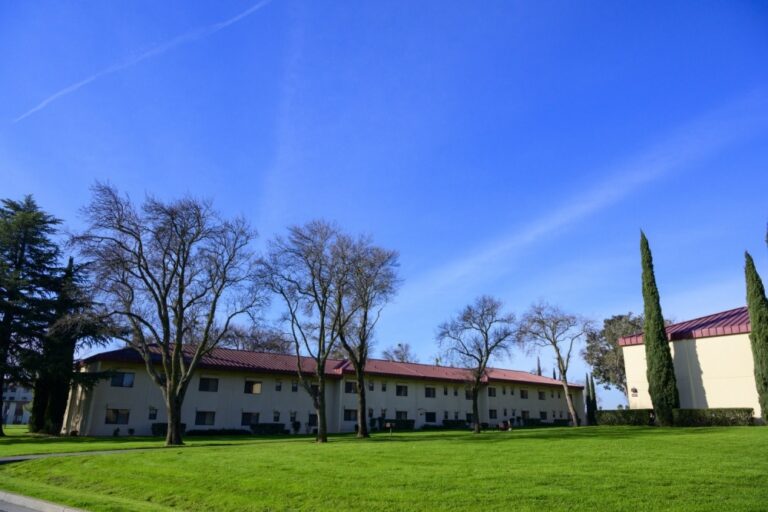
[
  {"left": 745, "top": 252, "right": 768, "bottom": 422},
  {"left": 591, "top": 379, "right": 596, "bottom": 422},
  {"left": 584, "top": 372, "right": 593, "bottom": 425},
  {"left": 640, "top": 231, "right": 679, "bottom": 426}
]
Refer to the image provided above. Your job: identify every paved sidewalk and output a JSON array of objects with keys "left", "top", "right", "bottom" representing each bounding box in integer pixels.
[
  {"left": 0, "top": 447, "right": 163, "bottom": 465},
  {"left": 0, "top": 491, "right": 84, "bottom": 512}
]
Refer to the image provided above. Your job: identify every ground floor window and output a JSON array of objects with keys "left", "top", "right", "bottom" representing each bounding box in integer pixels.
[
  {"left": 444, "top": 411, "right": 449, "bottom": 420},
  {"left": 466, "top": 413, "right": 473, "bottom": 423},
  {"left": 195, "top": 411, "right": 215, "bottom": 426},
  {"left": 344, "top": 409, "right": 357, "bottom": 421},
  {"left": 148, "top": 406, "right": 157, "bottom": 420},
  {"left": 105, "top": 408, "right": 130, "bottom": 425},
  {"left": 308, "top": 413, "right": 318, "bottom": 427},
  {"left": 425, "top": 411, "right": 436, "bottom": 423},
  {"left": 540, "top": 411, "right": 548, "bottom": 420},
  {"left": 521, "top": 410, "right": 530, "bottom": 420},
  {"left": 395, "top": 410, "right": 408, "bottom": 420},
  {"left": 273, "top": 411, "right": 280, "bottom": 422},
  {"left": 489, "top": 409, "right": 497, "bottom": 419},
  {"left": 241, "top": 412, "right": 260, "bottom": 426}
]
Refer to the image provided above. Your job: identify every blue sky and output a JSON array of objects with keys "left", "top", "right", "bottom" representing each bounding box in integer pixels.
[{"left": 2, "top": 1, "right": 768, "bottom": 408}]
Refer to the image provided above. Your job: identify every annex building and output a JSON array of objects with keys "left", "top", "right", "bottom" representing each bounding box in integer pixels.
[
  {"left": 620, "top": 306, "right": 762, "bottom": 418},
  {"left": 62, "top": 346, "right": 584, "bottom": 436}
]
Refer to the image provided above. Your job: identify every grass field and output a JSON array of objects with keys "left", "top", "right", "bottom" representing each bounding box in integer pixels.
[
  {"left": 0, "top": 426, "right": 767, "bottom": 511},
  {"left": 0, "top": 425, "right": 282, "bottom": 457}
]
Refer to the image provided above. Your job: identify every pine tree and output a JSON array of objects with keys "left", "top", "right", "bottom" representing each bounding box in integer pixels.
[
  {"left": 0, "top": 196, "right": 60, "bottom": 436},
  {"left": 640, "top": 232, "right": 679, "bottom": 426},
  {"left": 585, "top": 372, "right": 593, "bottom": 425},
  {"left": 745, "top": 252, "right": 768, "bottom": 422},
  {"left": 536, "top": 357, "right": 542, "bottom": 376},
  {"left": 589, "top": 374, "right": 598, "bottom": 425},
  {"left": 30, "top": 258, "right": 109, "bottom": 434}
]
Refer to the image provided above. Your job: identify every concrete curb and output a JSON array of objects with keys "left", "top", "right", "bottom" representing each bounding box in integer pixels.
[{"left": 0, "top": 491, "right": 85, "bottom": 512}]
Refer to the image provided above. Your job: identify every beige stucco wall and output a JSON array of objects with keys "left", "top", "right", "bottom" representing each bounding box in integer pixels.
[
  {"left": 64, "top": 362, "right": 585, "bottom": 436},
  {"left": 623, "top": 333, "right": 761, "bottom": 417}
]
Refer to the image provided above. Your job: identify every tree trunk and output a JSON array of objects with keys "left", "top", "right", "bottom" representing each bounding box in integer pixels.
[
  {"left": 29, "top": 377, "right": 50, "bottom": 433},
  {"left": 316, "top": 378, "right": 328, "bottom": 443},
  {"left": 165, "top": 394, "right": 184, "bottom": 446},
  {"left": 355, "top": 367, "right": 369, "bottom": 438},
  {"left": 472, "top": 386, "right": 481, "bottom": 433},
  {"left": 561, "top": 378, "right": 579, "bottom": 426},
  {"left": 0, "top": 371, "right": 5, "bottom": 436}
]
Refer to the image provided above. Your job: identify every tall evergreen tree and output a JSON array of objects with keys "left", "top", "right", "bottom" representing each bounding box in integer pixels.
[
  {"left": 584, "top": 372, "right": 593, "bottom": 424},
  {"left": 745, "top": 252, "right": 768, "bottom": 422},
  {"left": 640, "top": 232, "right": 679, "bottom": 426},
  {"left": 0, "top": 196, "right": 60, "bottom": 436},
  {"left": 536, "top": 356, "right": 542, "bottom": 376},
  {"left": 589, "top": 374, "right": 598, "bottom": 424},
  {"left": 29, "top": 258, "right": 109, "bottom": 434}
]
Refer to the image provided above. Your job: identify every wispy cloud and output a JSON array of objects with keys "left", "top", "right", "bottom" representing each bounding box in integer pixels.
[
  {"left": 393, "top": 92, "right": 768, "bottom": 309},
  {"left": 13, "top": 0, "right": 274, "bottom": 123}
]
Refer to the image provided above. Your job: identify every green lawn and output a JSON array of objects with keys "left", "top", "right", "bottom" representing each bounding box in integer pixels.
[
  {"left": 0, "top": 427, "right": 766, "bottom": 511},
  {"left": 0, "top": 424, "right": 287, "bottom": 457}
]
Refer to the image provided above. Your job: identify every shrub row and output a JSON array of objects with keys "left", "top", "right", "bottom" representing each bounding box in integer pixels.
[
  {"left": 382, "top": 419, "right": 416, "bottom": 430},
  {"left": 186, "top": 428, "right": 252, "bottom": 436},
  {"left": 672, "top": 408, "right": 754, "bottom": 426},
  {"left": 151, "top": 423, "right": 187, "bottom": 436},
  {"left": 597, "top": 408, "right": 755, "bottom": 426},
  {"left": 250, "top": 423, "right": 289, "bottom": 435},
  {"left": 441, "top": 419, "right": 469, "bottom": 429},
  {"left": 596, "top": 409, "right": 654, "bottom": 426}
]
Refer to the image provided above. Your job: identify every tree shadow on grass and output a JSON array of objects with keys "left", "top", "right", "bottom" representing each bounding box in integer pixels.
[{"left": 360, "top": 426, "right": 733, "bottom": 445}]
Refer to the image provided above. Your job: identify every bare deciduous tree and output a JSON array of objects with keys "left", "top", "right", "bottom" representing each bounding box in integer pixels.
[
  {"left": 337, "top": 240, "right": 399, "bottom": 438},
  {"left": 517, "top": 302, "right": 591, "bottom": 426},
  {"left": 259, "top": 221, "right": 355, "bottom": 443},
  {"left": 381, "top": 342, "right": 418, "bottom": 363},
  {"left": 437, "top": 296, "right": 515, "bottom": 433},
  {"left": 73, "top": 184, "right": 262, "bottom": 445},
  {"left": 220, "top": 325, "right": 293, "bottom": 354}
]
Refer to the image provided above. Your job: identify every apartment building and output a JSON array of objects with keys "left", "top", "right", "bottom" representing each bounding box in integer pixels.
[
  {"left": 621, "top": 306, "right": 762, "bottom": 418},
  {"left": 2, "top": 382, "right": 33, "bottom": 425},
  {"left": 62, "top": 346, "right": 584, "bottom": 436}
]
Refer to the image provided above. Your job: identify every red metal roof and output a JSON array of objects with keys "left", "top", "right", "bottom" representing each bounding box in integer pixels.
[
  {"left": 618, "top": 306, "right": 750, "bottom": 346},
  {"left": 84, "top": 345, "right": 581, "bottom": 388}
]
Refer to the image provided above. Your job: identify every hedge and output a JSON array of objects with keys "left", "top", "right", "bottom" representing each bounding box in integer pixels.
[
  {"left": 250, "top": 423, "right": 289, "bottom": 435},
  {"left": 596, "top": 409, "right": 654, "bottom": 426},
  {"left": 672, "top": 408, "right": 754, "bottom": 426},
  {"left": 151, "top": 423, "right": 187, "bottom": 436},
  {"left": 522, "top": 418, "right": 542, "bottom": 427},
  {"left": 382, "top": 418, "right": 415, "bottom": 430},
  {"left": 186, "top": 428, "right": 252, "bottom": 436},
  {"left": 441, "top": 419, "right": 469, "bottom": 429}
]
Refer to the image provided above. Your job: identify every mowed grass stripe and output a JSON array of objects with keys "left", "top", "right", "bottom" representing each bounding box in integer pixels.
[{"left": 0, "top": 427, "right": 766, "bottom": 511}]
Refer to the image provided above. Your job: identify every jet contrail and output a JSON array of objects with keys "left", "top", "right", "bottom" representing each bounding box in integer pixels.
[{"left": 13, "top": 0, "right": 274, "bottom": 123}]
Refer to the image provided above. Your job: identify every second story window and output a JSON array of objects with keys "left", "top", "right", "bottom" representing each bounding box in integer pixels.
[
  {"left": 244, "top": 381, "right": 262, "bottom": 394},
  {"left": 199, "top": 377, "right": 219, "bottom": 392},
  {"left": 396, "top": 384, "right": 408, "bottom": 397},
  {"left": 425, "top": 387, "right": 436, "bottom": 398},
  {"left": 488, "top": 387, "right": 497, "bottom": 397},
  {"left": 110, "top": 372, "right": 135, "bottom": 388},
  {"left": 275, "top": 381, "right": 282, "bottom": 392},
  {"left": 538, "top": 391, "right": 546, "bottom": 400},
  {"left": 292, "top": 381, "right": 298, "bottom": 392},
  {"left": 345, "top": 381, "right": 357, "bottom": 394},
  {"left": 521, "top": 389, "right": 529, "bottom": 399}
]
